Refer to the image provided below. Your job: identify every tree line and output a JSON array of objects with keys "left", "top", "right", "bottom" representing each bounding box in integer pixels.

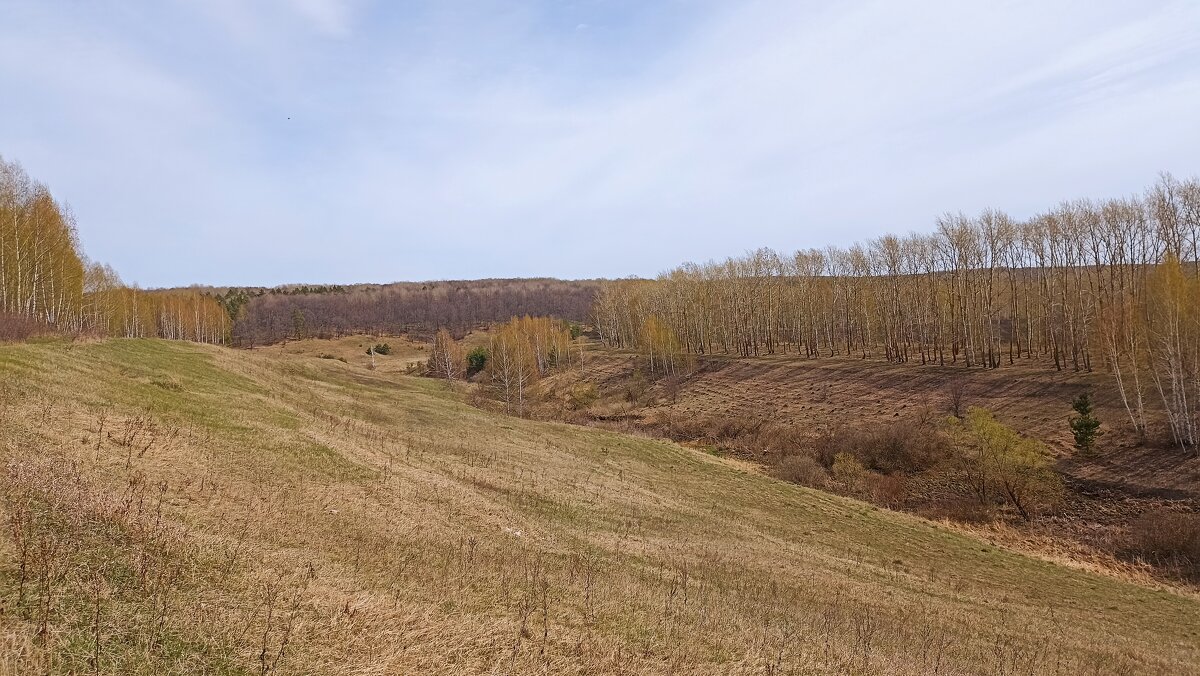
[
  {"left": 1, "top": 156, "right": 228, "bottom": 342},
  {"left": 230, "top": 279, "right": 597, "bottom": 346},
  {"left": 2, "top": 153, "right": 596, "bottom": 346},
  {"left": 594, "top": 174, "right": 1200, "bottom": 451}
]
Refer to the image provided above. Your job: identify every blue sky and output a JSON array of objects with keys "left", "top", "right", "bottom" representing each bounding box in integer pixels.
[{"left": 2, "top": 1, "right": 1199, "bottom": 287}]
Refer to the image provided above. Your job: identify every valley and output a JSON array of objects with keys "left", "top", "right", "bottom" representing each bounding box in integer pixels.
[{"left": 2, "top": 338, "right": 1198, "bottom": 673}]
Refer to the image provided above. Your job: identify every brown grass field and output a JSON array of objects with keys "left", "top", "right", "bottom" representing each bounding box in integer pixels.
[
  {"left": 272, "top": 332, "right": 491, "bottom": 374},
  {"left": 2, "top": 337, "right": 1199, "bottom": 674}
]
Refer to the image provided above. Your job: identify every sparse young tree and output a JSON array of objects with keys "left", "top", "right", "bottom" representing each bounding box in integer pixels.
[
  {"left": 488, "top": 323, "right": 537, "bottom": 415},
  {"left": 951, "top": 408, "right": 1063, "bottom": 520},
  {"left": 483, "top": 316, "right": 574, "bottom": 413},
  {"left": 291, "top": 309, "right": 306, "bottom": 340},
  {"left": 428, "top": 329, "right": 466, "bottom": 381},
  {"left": 1069, "top": 393, "right": 1102, "bottom": 453}
]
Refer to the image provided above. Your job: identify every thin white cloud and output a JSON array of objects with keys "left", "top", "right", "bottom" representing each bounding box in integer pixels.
[
  {"left": 1, "top": 0, "right": 1198, "bottom": 285},
  {"left": 284, "top": 0, "right": 359, "bottom": 37}
]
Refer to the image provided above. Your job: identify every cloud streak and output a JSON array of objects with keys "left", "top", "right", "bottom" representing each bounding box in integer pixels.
[{"left": 2, "top": 0, "right": 1198, "bottom": 286}]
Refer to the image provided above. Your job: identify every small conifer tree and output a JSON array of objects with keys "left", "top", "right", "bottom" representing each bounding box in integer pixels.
[{"left": 1069, "top": 393, "right": 1102, "bottom": 452}]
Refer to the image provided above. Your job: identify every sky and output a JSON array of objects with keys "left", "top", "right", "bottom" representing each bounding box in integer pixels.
[{"left": 2, "top": 0, "right": 1199, "bottom": 287}]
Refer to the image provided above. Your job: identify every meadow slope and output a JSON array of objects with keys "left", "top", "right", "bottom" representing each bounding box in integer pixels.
[{"left": 1, "top": 339, "right": 1198, "bottom": 674}]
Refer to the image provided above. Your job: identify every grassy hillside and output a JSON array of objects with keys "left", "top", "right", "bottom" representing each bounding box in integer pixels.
[{"left": 0, "top": 339, "right": 1198, "bottom": 674}]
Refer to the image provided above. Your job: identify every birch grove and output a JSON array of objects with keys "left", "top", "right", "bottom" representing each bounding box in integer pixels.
[
  {"left": 1, "top": 155, "right": 228, "bottom": 342},
  {"left": 595, "top": 174, "right": 1200, "bottom": 451},
  {"left": 487, "top": 316, "right": 573, "bottom": 414}
]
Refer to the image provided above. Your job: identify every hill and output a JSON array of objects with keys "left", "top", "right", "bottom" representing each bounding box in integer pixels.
[
  {"left": 226, "top": 278, "right": 599, "bottom": 347},
  {"left": 1, "top": 339, "right": 1198, "bottom": 674},
  {"left": 551, "top": 347, "right": 1200, "bottom": 495},
  {"left": 527, "top": 344, "right": 1200, "bottom": 580}
]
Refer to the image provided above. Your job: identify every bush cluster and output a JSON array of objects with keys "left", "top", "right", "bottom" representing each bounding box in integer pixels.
[{"left": 367, "top": 342, "right": 392, "bottom": 355}]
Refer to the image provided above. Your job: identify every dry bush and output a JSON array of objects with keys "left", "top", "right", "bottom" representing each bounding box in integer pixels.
[
  {"left": 747, "top": 421, "right": 807, "bottom": 456},
  {"left": 653, "top": 411, "right": 736, "bottom": 443},
  {"left": 1128, "top": 509, "right": 1200, "bottom": 579},
  {"left": 831, "top": 452, "right": 869, "bottom": 495},
  {"left": 945, "top": 376, "right": 968, "bottom": 418},
  {"left": 704, "top": 415, "right": 753, "bottom": 441},
  {"left": 646, "top": 408, "right": 808, "bottom": 459},
  {"left": 660, "top": 374, "right": 686, "bottom": 404},
  {"left": 568, "top": 383, "right": 599, "bottom": 410},
  {"left": 624, "top": 369, "right": 650, "bottom": 404},
  {"left": 868, "top": 472, "right": 908, "bottom": 508},
  {"left": 0, "top": 314, "right": 51, "bottom": 343},
  {"left": 773, "top": 453, "right": 828, "bottom": 487},
  {"left": 864, "top": 420, "right": 951, "bottom": 473},
  {"left": 810, "top": 418, "right": 951, "bottom": 474}
]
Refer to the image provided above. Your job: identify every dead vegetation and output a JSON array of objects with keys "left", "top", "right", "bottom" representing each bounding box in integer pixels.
[
  {"left": 0, "top": 314, "right": 51, "bottom": 343},
  {"left": 0, "top": 455, "right": 253, "bottom": 673},
  {"left": 524, "top": 344, "right": 1200, "bottom": 587},
  {"left": 1128, "top": 509, "right": 1200, "bottom": 581},
  {"left": 1, "top": 339, "right": 1199, "bottom": 673}
]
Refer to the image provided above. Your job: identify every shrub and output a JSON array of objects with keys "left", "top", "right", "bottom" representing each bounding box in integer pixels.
[
  {"left": 861, "top": 419, "right": 951, "bottom": 474},
  {"left": 366, "top": 342, "right": 392, "bottom": 356},
  {"left": 568, "top": 383, "right": 600, "bottom": 410},
  {"left": 0, "top": 313, "right": 50, "bottom": 342},
  {"left": 774, "top": 454, "right": 828, "bottom": 487},
  {"left": 749, "top": 422, "right": 807, "bottom": 457},
  {"left": 661, "top": 375, "right": 685, "bottom": 404},
  {"left": 945, "top": 377, "right": 967, "bottom": 418},
  {"left": 949, "top": 408, "right": 1064, "bottom": 520},
  {"left": 868, "top": 473, "right": 908, "bottom": 508},
  {"left": 809, "top": 419, "right": 950, "bottom": 474},
  {"left": 625, "top": 369, "right": 649, "bottom": 403},
  {"left": 831, "top": 452, "right": 868, "bottom": 493},
  {"left": 466, "top": 347, "right": 488, "bottom": 376},
  {"left": 1129, "top": 509, "right": 1200, "bottom": 577}
]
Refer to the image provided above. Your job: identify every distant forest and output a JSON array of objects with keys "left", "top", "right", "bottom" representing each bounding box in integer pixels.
[
  {"left": 223, "top": 279, "right": 598, "bottom": 346},
  {"left": 1, "top": 153, "right": 598, "bottom": 344}
]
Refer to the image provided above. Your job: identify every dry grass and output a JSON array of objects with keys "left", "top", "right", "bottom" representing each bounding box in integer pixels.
[
  {"left": 264, "top": 334, "right": 431, "bottom": 373},
  {"left": 271, "top": 332, "right": 492, "bottom": 376},
  {"left": 1, "top": 339, "right": 1199, "bottom": 674}
]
